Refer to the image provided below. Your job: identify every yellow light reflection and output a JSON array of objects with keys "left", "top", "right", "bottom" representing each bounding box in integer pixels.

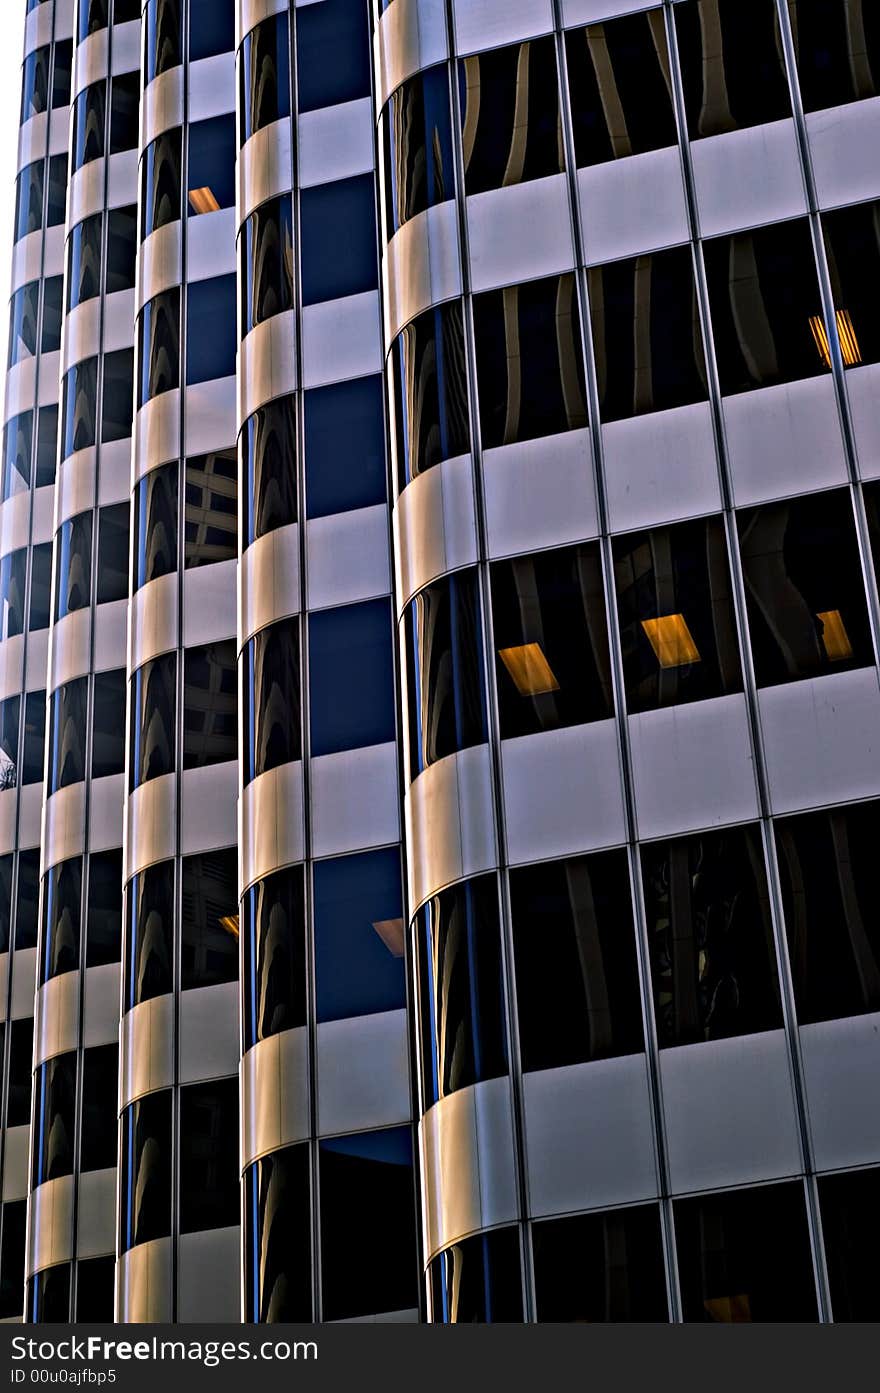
[
  {"left": 641, "top": 614, "right": 701, "bottom": 669},
  {"left": 498, "top": 642, "right": 560, "bottom": 697}
]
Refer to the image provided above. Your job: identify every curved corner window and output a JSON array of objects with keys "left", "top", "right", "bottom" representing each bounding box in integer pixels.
[
  {"left": 382, "top": 65, "right": 454, "bottom": 237},
  {"left": 67, "top": 214, "right": 102, "bottom": 311},
  {"left": 145, "top": 0, "right": 182, "bottom": 86},
  {"left": 129, "top": 652, "right": 177, "bottom": 792},
  {"left": 32, "top": 1053, "right": 76, "bottom": 1189},
  {"left": 240, "top": 395, "right": 297, "bottom": 550},
  {"left": 182, "top": 641, "right": 237, "bottom": 770},
  {"left": 0, "top": 550, "right": 26, "bottom": 641},
  {"left": 2, "top": 413, "right": 32, "bottom": 502},
  {"left": 137, "top": 289, "right": 180, "bottom": 407},
  {"left": 389, "top": 300, "right": 470, "bottom": 492},
  {"left": 13, "top": 161, "right": 43, "bottom": 243},
  {"left": 132, "top": 461, "right": 178, "bottom": 592},
  {"left": 403, "top": 568, "right": 487, "bottom": 780},
  {"left": 124, "top": 860, "right": 174, "bottom": 1011},
  {"left": 181, "top": 850, "right": 239, "bottom": 989},
  {"left": 120, "top": 1091, "right": 172, "bottom": 1252},
  {"left": 8, "top": 282, "right": 39, "bottom": 366},
  {"left": 300, "top": 174, "right": 378, "bottom": 307},
  {"left": 242, "top": 617, "right": 301, "bottom": 785},
  {"left": 107, "top": 205, "right": 137, "bottom": 293},
  {"left": 242, "top": 864, "right": 306, "bottom": 1051},
  {"left": 565, "top": 12, "right": 677, "bottom": 168},
  {"left": 21, "top": 46, "right": 50, "bottom": 123},
  {"left": 78, "top": 0, "right": 108, "bottom": 43},
  {"left": 0, "top": 697, "right": 19, "bottom": 791},
  {"left": 54, "top": 511, "right": 93, "bottom": 621},
  {"left": 72, "top": 82, "right": 106, "bottom": 171},
  {"left": 39, "top": 857, "right": 82, "bottom": 986},
  {"left": 459, "top": 37, "right": 562, "bottom": 195},
  {"left": 239, "top": 13, "right": 291, "bottom": 147},
  {"left": 244, "top": 1145, "right": 312, "bottom": 1323},
  {"left": 47, "top": 677, "right": 88, "bottom": 795},
  {"left": 61, "top": 357, "right": 98, "bottom": 457},
  {"left": 430, "top": 1228, "right": 524, "bottom": 1323},
  {"left": 674, "top": 0, "right": 790, "bottom": 140},
  {"left": 187, "top": 113, "right": 236, "bottom": 215},
  {"left": 240, "top": 195, "right": 293, "bottom": 337},
  {"left": 109, "top": 71, "right": 139, "bottom": 154},
  {"left": 141, "top": 128, "right": 182, "bottom": 240}
]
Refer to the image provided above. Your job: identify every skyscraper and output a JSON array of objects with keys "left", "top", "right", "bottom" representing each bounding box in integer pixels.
[{"left": 1, "top": 0, "right": 880, "bottom": 1325}]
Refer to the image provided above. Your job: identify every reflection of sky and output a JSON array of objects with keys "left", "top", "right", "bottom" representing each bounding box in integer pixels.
[{"left": 0, "top": 11, "right": 25, "bottom": 393}]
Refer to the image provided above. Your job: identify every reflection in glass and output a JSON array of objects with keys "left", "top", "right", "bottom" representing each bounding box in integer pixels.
[
  {"left": 675, "top": 0, "right": 789, "bottom": 139},
  {"left": 8, "top": 283, "right": 38, "bottom": 365},
  {"left": 0, "top": 699, "right": 18, "bottom": 791},
  {"left": 242, "top": 618, "right": 301, "bottom": 785},
  {"left": 124, "top": 861, "right": 174, "bottom": 1011},
  {"left": 22, "top": 692, "right": 45, "bottom": 786},
  {"left": 382, "top": 66, "right": 454, "bottom": 236},
  {"left": 137, "top": 289, "right": 180, "bottom": 406},
  {"left": 47, "top": 678, "right": 87, "bottom": 795},
  {"left": 41, "top": 277, "right": 63, "bottom": 353},
  {"left": 129, "top": 652, "right": 176, "bottom": 791},
  {"left": 96, "top": 502, "right": 129, "bottom": 603},
  {"left": 296, "top": 0, "right": 370, "bottom": 114},
  {"left": 430, "top": 1229, "right": 524, "bottom": 1323},
  {"left": 183, "top": 641, "right": 237, "bottom": 770},
  {"left": 390, "top": 300, "right": 470, "bottom": 492},
  {"left": 186, "top": 274, "right": 237, "bottom": 385},
  {"left": 305, "top": 375, "right": 386, "bottom": 519},
  {"left": 314, "top": 848, "right": 405, "bottom": 1022},
  {"left": 36, "top": 406, "right": 58, "bottom": 489},
  {"left": 567, "top": 11, "right": 676, "bottom": 167},
  {"left": 244, "top": 1145, "right": 312, "bottom": 1322},
  {"left": 40, "top": 856, "right": 82, "bottom": 985},
  {"left": 242, "top": 865, "right": 306, "bottom": 1051},
  {"left": 145, "top": 0, "right": 182, "bottom": 86},
  {"left": 185, "top": 450, "right": 237, "bottom": 567},
  {"left": 181, "top": 849, "right": 239, "bottom": 990},
  {"left": 2, "top": 413, "right": 32, "bottom": 502},
  {"left": 61, "top": 358, "right": 98, "bottom": 458},
  {"left": 142, "top": 129, "right": 182, "bottom": 240},
  {"left": 54, "top": 512, "right": 92, "bottom": 621},
  {"left": 459, "top": 37, "right": 562, "bottom": 195},
  {"left": 120, "top": 1091, "right": 172, "bottom": 1251},
  {"left": 239, "top": 13, "right": 290, "bottom": 146},
  {"left": 75, "top": 1256, "right": 114, "bottom": 1324},
  {"left": 240, "top": 395, "right": 296, "bottom": 548},
  {"left": 101, "top": 350, "right": 134, "bottom": 444},
  {"left": 21, "top": 46, "right": 49, "bottom": 122},
  {"left": 534, "top": 1206, "right": 668, "bottom": 1321},
  {"left": 32, "top": 1053, "right": 76, "bottom": 1188},
  {"left": 404, "top": 569, "right": 486, "bottom": 780},
  {"left": 132, "top": 462, "right": 177, "bottom": 591},
  {"left": 240, "top": 195, "right": 294, "bottom": 336},
  {"left": 27, "top": 1266, "right": 70, "bottom": 1325}
]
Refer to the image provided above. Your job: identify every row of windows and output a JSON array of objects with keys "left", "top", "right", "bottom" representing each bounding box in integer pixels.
[
  {"left": 54, "top": 500, "right": 128, "bottom": 621},
  {"left": 13, "top": 154, "right": 66, "bottom": 245},
  {"left": 20, "top": 38, "right": 71, "bottom": 125},
  {"left": 31, "top": 1044, "right": 117, "bottom": 1187},
  {"left": 143, "top": 0, "right": 235, "bottom": 87},
  {"left": 46, "top": 668, "right": 126, "bottom": 799},
  {"left": 0, "top": 854, "right": 41, "bottom": 953},
  {"left": 60, "top": 348, "right": 134, "bottom": 457},
  {"left": 380, "top": 0, "right": 880, "bottom": 238},
  {"left": 133, "top": 451, "right": 237, "bottom": 588},
  {"left": 0, "top": 541, "right": 51, "bottom": 638},
  {"left": 71, "top": 72, "right": 139, "bottom": 173},
  {"left": 137, "top": 277, "right": 236, "bottom": 404},
  {"left": 128, "top": 640, "right": 236, "bottom": 795},
  {"left": 141, "top": 115, "right": 235, "bottom": 242},
  {"left": 40, "top": 847, "right": 123, "bottom": 977},
  {"left": 8, "top": 276, "right": 61, "bottom": 367},
  {"left": 67, "top": 204, "right": 136, "bottom": 311}
]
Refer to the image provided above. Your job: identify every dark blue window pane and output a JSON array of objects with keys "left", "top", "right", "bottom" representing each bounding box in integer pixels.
[
  {"left": 187, "top": 114, "right": 236, "bottom": 214},
  {"left": 314, "top": 848, "right": 405, "bottom": 1023},
  {"left": 186, "top": 275, "right": 236, "bottom": 384},
  {"left": 309, "top": 598, "right": 395, "bottom": 757},
  {"left": 188, "top": 0, "right": 235, "bottom": 62},
  {"left": 305, "top": 375, "right": 386, "bottom": 519},
  {"left": 300, "top": 174, "right": 378, "bottom": 307},
  {"left": 296, "top": 0, "right": 370, "bottom": 114},
  {"left": 239, "top": 14, "right": 290, "bottom": 146}
]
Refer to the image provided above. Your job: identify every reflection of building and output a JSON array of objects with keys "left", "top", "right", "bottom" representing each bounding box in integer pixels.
[{"left": 2, "top": 0, "right": 880, "bottom": 1326}]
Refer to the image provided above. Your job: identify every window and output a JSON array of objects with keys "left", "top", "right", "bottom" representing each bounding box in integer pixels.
[
  {"left": 137, "top": 288, "right": 180, "bottom": 406},
  {"left": 0, "top": 550, "right": 26, "bottom": 640},
  {"left": 145, "top": 0, "right": 182, "bottom": 86},
  {"left": 184, "top": 450, "right": 237, "bottom": 567},
  {"left": 78, "top": 0, "right": 108, "bottom": 42},
  {"left": 61, "top": 357, "right": 98, "bottom": 457},
  {"left": 567, "top": 10, "right": 677, "bottom": 167},
  {"left": 20, "top": 46, "right": 49, "bottom": 123},
  {"left": 54, "top": 511, "right": 92, "bottom": 621},
  {"left": 46, "top": 156, "right": 67, "bottom": 229},
  {"left": 704, "top": 221, "right": 826, "bottom": 395},
  {"left": 101, "top": 348, "right": 134, "bottom": 443},
  {"left": 80, "top": 1045, "right": 118, "bottom": 1172},
  {"left": 491, "top": 543, "right": 613, "bottom": 739},
  {"left": 92, "top": 669, "right": 127, "bottom": 778},
  {"left": 739, "top": 489, "right": 873, "bottom": 687},
  {"left": 109, "top": 71, "right": 139, "bottom": 154},
  {"left": 242, "top": 617, "right": 301, "bottom": 785},
  {"left": 0, "top": 699, "right": 19, "bottom": 790},
  {"left": 67, "top": 214, "right": 102, "bottom": 311},
  {"left": 240, "top": 395, "right": 297, "bottom": 547},
  {"left": 36, "top": 406, "right": 58, "bottom": 489},
  {"left": 27, "top": 1267, "right": 70, "bottom": 1325},
  {"left": 819, "top": 1168, "right": 880, "bottom": 1321},
  {"left": 776, "top": 801, "right": 880, "bottom": 1025},
  {"left": 72, "top": 82, "right": 106, "bottom": 171},
  {"left": 305, "top": 375, "right": 386, "bottom": 519},
  {"left": 142, "top": 129, "right": 182, "bottom": 239},
  {"left": 589, "top": 245, "right": 707, "bottom": 420},
  {"left": 22, "top": 691, "right": 45, "bottom": 784},
  {"left": 32, "top": 1053, "right": 76, "bottom": 1186},
  {"left": 404, "top": 569, "right": 487, "bottom": 779},
  {"left": 239, "top": 13, "right": 290, "bottom": 146},
  {"left": 7, "top": 1020, "right": 34, "bottom": 1125},
  {"left": 2, "top": 413, "right": 32, "bottom": 501},
  {"left": 40, "top": 276, "right": 63, "bottom": 354},
  {"left": 13, "top": 161, "right": 43, "bottom": 243},
  {"left": 309, "top": 599, "right": 396, "bottom": 756},
  {"left": 642, "top": 826, "right": 781, "bottom": 1048},
  {"left": 129, "top": 652, "right": 176, "bottom": 792},
  {"left": 106, "top": 205, "right": 137, "bottom": 294},
  {"left": 124, "top": 860, "right": 174, "bottom": 1011},
  {"left": 789, "top": 0, "right": 880, "bottom": 113},
  {"left": 675, "top": 1183, "right": 818, "bottom": 1321},
  {"left": 314, "top": 848, "right": 405, "bottom": 1023},
  {"left": 300, "top": 175, "right": 378, "bottom": 307},
  {"left": 319, "top": 1129, "right": 417, "bottom": 1320},
  {"left": 132, "top": 462, "right": 177, "bottom": 591},
  {"left": 510, "top": 851, "right": 644, "bottom": 1072},
  {"left": 75, "top": 1257, "right": 114, "bottom": 1323},
  {"left": 534, "top": 1206, "right": 668, "bottom": 1321},
  {"left": 415, "top": 875, "right": 507, "bottom": 1107},
  {"left": 97, "top": 502, "right": 129, "bottom": 604},
  {"left": 8, "top": 282, "right": 38, "bottom": 365},
  {"left": 0, "top": 856, "right": 12, "bottom": 952},
  {"left": 51, "top": 40, "right": 72, "bottom": 110},
  {"left": 459, "top": 37, "right": 562, "bottom": 194},
  {"left": 242, "top": 866, "right": 306, "bottom": 1051},
  {"left": 181, "top": 850, "right": 239, "bottom": 989},
  {"left": 382, "top": 66, "right": 454, "bottom": 237},
  {"left": 188, "top": 0, "right": 235, "bottom": 63},
  {"left": 613, "top": 515, "right": 742, "bottom": 713},
  {"left": 179, "top": 1079, "right": 239, "bottom": 1232},
  {"left": 16, "top": 852, "right": 40, "bottom": 949},
  {"left": 120, "top": 1091, "right": 172, "bottom": 1251},
  {"left": 187, "top": 114, "right": 235, "bottom": 215},
  {"left": 0, "top": 1204, "right": 26, "bottom": 1320},
  {"left": 186, "top": 274, "right": 236, "bottom": 384},
  {"left": 390, "top": 300, "right": 470, "bottom": 492},
  {"left": 675, "top": 0, "right": 790, "bottom": 139},
  {"left": 47, "top": 678, "right": 88, "bottom": 795},
  {"left": 821, "top": 200, "right": 880, "bottom": 371},
  {"left": 430, "top": 1229, "right": 524, "bottom": 1323},
  {"left": 114, "top": 0, "right": 141, "bottom": 21},
  {"left": 244, "top": 1146, "right": 312, "bottom": 1323},
  {"left": 28, "top": 551, "right": 49, "bottom": 631},
  {"left": 183, "top": 641, "right": 237, "bottom": 770},
  {"left": 240, "top": 196, "right": 294, "bottom": 336},
  {"left": 296, "top": 0, "right": 370, "bottom": 114},
  {"left": 87, "top": 848, "right": 123, "bottom": 967}
]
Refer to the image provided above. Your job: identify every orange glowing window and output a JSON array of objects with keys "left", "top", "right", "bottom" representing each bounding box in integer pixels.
[
  {"left": 498, "top": 642, "right": 560, "bottom": 697},
  {"left": 817, "top": 609, "right": 853, "bottom": 662},
  {"left": 641, "top": 614, "right": 701, "bottom": 669},
  {"left": 809, "top": 310, "right": 862, "bottom": 369},
  {"left": 188, "top": 186, "right": 220, "bottom": 215}
]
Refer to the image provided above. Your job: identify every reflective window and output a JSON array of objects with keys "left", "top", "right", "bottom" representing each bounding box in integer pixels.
[
  {"left": 106, "top": 205, "right": 137, "bottom": 294},
  {"left": 20, "top": 46, "right": 49, "bottom": 123},
  {"left": 179, "top": 1079, "right": 239, "bottom": 1232},
  {"left": 128, "top": 652, "right": 177, "bottom": 792},
  {"left": 67, "top": 213, "right": 102, "bottom": 311},
  {"left": 109, "top": 71, "right": 139, "bottom": 154},
  {"left": 242, "top": 617, "right": 301, "bottom": 785},
  {"left": 789, "top": 0, "right": 880, "bottom": 112},
  {"left": 101, "top": 348, "right": 134, "bottom": 443},
  {"left": 240, "top": 195, "right": 294, "bottom": 337},
  {"left": 61, "top": 357, "right": 98, "bottom": 457},
  {"left": 187, "top": 114, "right": 235, "bottom": 215},
  {"left": 16, "top": 852, "right": 40, "bottom": 950},
  {"left": 36, "top": 405, "right": 58, "bottom": 489},
  {"left": 0, "top": 855, "right": 11, "bottom": 951},
  {"left": 739, "top": 489, "right": 873, "bottom": 686},
  {"left": 80, "top": 1044, "right": 118, "bottom": 1172},
  {"left": 40, "top": 276, "right": 63, "bottom": 354},
  {"left": 776, "top": 801, "right": 880, "bottom": 1025},
  {"left": 643, "top": 826, "right": 780, "bottom": 1048},
  {"left": 13, "top": 161, "right": 43, "bottom": 243},
  {"left": 511, "top": 851, "right": 643, "bottom": 1072},
  {"left": 416, "top": 875, "right": 507, "bottom": 1107},
  {"left": 92, "top": 668, "right": 126, "bottom": 778},
  {"left": 124, "top": 860, "right": 174, "bottom": 1011},
  {"left": 0, "top": 699, "right": 18, "bottom": 791},
  {"left": 382, "top": 66, "right": 454, "bottom": 237},
  {"left": 0, "top": 1204, "right": 26, "bottom": 1320},
  {"left": 319, "top": 1128, "right": 417, "bottom": 1321},
  {"left": 475, "top": 273, "right": 588, "bottom": 447},
  {"left": 459, "top": 37, "right": 562, "bottom": 195},
  {"left": 819, "top": 1168, "right": 880, "bottom": 1321},
  {"left": 32, "top": 1053, "right": 76, "bottom": 1187},
  {"left": 27, "top": 1267, "right": 70, "bottom": 1325},
  {"left": 534, "top": 1206, "right": 668, "bottom": 1321},
  {"left": 430, "top": 1229, "right": 524, "bottom": 1323},
  {"left": 305, "top": 375, "right": 386, "bottom": 519},
  {"left": 47, "top": 678, "right": 87, "bottom": 795},
  {"left": 613, "top": 515, "right": 742, "bottom": 713},
  {"left": 120, "top": 1091, "right": 172, "bottom": 1251},
  {"left": 75, "top": 1257, "right": 114, "bottom": 1323},
  {"left": 185, "top": 449, "right": 237, "bottom": 567},
  {"left": 0, "top": 549, "right": 26, "bottom": 641},
  {"left": 31, "top": 543, "right": 51, "bottom": 630},
  {"left": 87, "top": 848, "right": 123, "bottom": 967},
  {"left": 705, "top": 221, "right": 826, "bottom": 395},
  {"left": 675, "top": 0, "right": 790, "bottom": 139},
  {"left": 2, "top": 413, "right": 32, "bottom": 502},
  {"left": 296, "top": 0, "right": 370, "bottom": 114},
  {"left": 132, "top": 462, "right": 177, "bottom": 591},
  {"left": 46, "top": 155, "right": 67, "bottom": 229},
  {"left": 145, "top": 0, "right": 182, "bottom": 86},
  {"left": 300, "top": 175, "right": 378, "bottom": 307},
  {"left": 189, "top": 0, "right": 235, "bottom": 62},
  {"left": 8, "top": 282, "right": 38, "bottom": 365},
  {"left": 240, "top": 395, "right": 297, "bottom": 547},
  {"left": 589, "top": 246, "right": 707, "bottom": 420},
  {"left": 491, "top": 543, "right": 613, "bottom": 739},
  {"left": 242, "top": 865, "right": 306, "bottom": 1051},
  {"left": 404, "top": 569, "right": 486, "bottom": 780},
  {"left": 309, "top": 599, "right": 395, "bottom": 757},
  {"left": 21, "top": 692, "right": 44, "bottom": 786},
  {"left": 97, "top": 502, "right": 129, "bottom": 604},
  {"left": 72, "top": 82, "right": 106, "bottom": 170},
  {"left": 822, "top": 200, "right": 880, "bottom": 371},
  {"left": 390, "top": 300, "right": 470, "bottom": 492},
  {"left": 567, "top": 10, "right": 677, "bottom": 167},
  {"left": 78, "top": 0, "right": 108, "bottom": 42},
  {"left": 244, "top": 1145, "right": 312, "bottom": 1323},
  {"left": 137, "top": 288, "right": 180, "bottom": 406},
  {"left": 675, "top": 1183, "right": 818, "bottom": 1321},
  {"left": 141, "top": 128, "right": 182, "bottom": 240},
  {"left": 314, "top": 848, "right": 405, "bottom": 1022},
  {"left": 239, "top": 13, "right": 290, "bottom": 147},
  {"left": 52, "top": 40, "right": 72, "bottom": 110},
  {"left": 181, "top": 850, "right": 238, "bottom": 989},
  {"left": 183, "top": 640, "right": 237, "bottom": 770},
  {"left": 7, "top": 1020, "right": 34, "bottom": 1125},
  {"left": 54, "top": 511, "right": 92, "bottom": 621},
  {"left": 186, "top": 274, "right": 236, "bottom": 385}
]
